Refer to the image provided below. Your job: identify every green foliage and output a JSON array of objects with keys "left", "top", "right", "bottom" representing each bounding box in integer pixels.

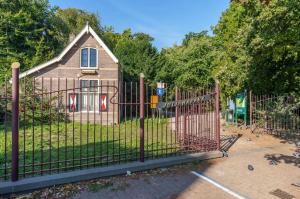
[
  {"left": 113, "top": 30, "right": 159, "bottom": 83},
  {"left": 20, "top": 79, "right": 66, "bottom": 124},
  {"left": 247, "top": 0, "right": 300, "bottom": 94},
  {"left": 254, "top": 96, "right": 300, "bottom": 135},
  {"left": 0, "top": 118, "right": 176, "bottom": 178},
  {"left": 0, "top": 0, "right": 66, "bottom": 82},
  {"left": 212, "top": 0, "right": 261, "bottom": 102},
  {"left": 213, "top": 0, "right": 300, "bottom": 104},
  {"left": 0, "top": 1, "right": 159, "bottom": 84},
  {"left": 55, "top": 8, "right": 103, "bottom": 41},
  {"left": 1, "top": 0, "right": 299, "bottom": 108},
  {"left": 156, "top": 32, "right": 215, "bottom": 90}
]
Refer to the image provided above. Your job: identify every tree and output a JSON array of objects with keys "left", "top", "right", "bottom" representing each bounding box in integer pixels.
[
  {"left": 114, "top": 29, "right": 159, "bottom": 83},
  {"left": 212, "top": 0, "right": 262, "bottom": 102},
  {"left": 55, "top": 8, "right": 103, "bottom": 41},
  {"left": 247, "top": 0, "right": 300, "bottom": 94},
  {"left": 0, "top": 0, "right": 66, "bottom": 82},
  {"left": 213, "top": 0, "right": 300, "bottom": 100},
  {"left": 156, "top": 32, "right": 215, "bottom": 90}
]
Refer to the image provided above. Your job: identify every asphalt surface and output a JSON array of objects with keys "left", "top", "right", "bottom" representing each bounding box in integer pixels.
[{"left": 74, "top": 126, "right": 300, "bottom": 199}]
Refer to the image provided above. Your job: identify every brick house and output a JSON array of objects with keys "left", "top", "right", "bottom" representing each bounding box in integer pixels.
[{"left": 19, "top": 23, "right": 121, "bottom": 124}]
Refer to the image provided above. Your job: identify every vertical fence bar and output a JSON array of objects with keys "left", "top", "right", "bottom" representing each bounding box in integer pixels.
[
  {"left": 139, "top": 73, "right": 145, "bottom": 162},
  {"left": 49, "top": 78, "right": 52, "bottom": 173},
  {"left": 130, "top": 82, "right": 133, "bottom": 160},
  {"left": 135, "top": 82, "right": 138, "bottom": 160},
  {"left": 175, "top": 87, "right": 179, "bottom": 155},
  {"left": 11, "top": 62, "right": 20, "bottom": 181},
  {"left": 124, "top": 82, "right": 127, "bottom": 161},
  {"left": 41, "top": 77, "right": 44, "bottom": 175},
  {"left": 249, "top": 90, "right": 253, "bottom": 130},
  {"left": 72, "top": 79, "right": 75, "bottom": 168},
  {"left": 64, "top": 78, "right": 68, "bottom": 170},
  {"left": 106, "top": 81, "right": 109, "bottom": 165},
  {"left": 118, "top": 81, "right": 121, "bottom": 163},
  {"left": 32, "top": 78, "right": 36, "bottom": 175},
  {"left": 145, "top": 84, "right": 149, "bottom": 159},
  {"left": 100, "top": 80, "right": 103, "bottom": 165},
  {"left": 22, "top": 78, "right": 26, "bottom": 178},
  {"left": 4, "top": 76, "right": 8, "bottom": 180},
  {"left": 57, "top": 78, "right": 60, "bottom": 172},
  {"left": 215, "top": 81, "right": 220, "bottom": 150},
  {"left": 165, "top": 84, "right": 168, "bottom": 157}
]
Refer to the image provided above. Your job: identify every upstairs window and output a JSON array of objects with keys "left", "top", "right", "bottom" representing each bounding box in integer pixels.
[{"left": 80, "top": 47, "right": 98, "bottom": 68}]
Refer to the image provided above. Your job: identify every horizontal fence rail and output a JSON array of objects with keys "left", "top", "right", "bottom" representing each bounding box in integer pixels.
[
  {"left": 0, "top": 67, "right": 220, "bottom": 182},
  {"left": 250, "top": 94, "right": 300, "bottom": 137}
]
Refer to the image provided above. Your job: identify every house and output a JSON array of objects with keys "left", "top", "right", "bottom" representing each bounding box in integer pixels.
[{"left": 19, "top": 23, "right": 121, "bottom": 124}]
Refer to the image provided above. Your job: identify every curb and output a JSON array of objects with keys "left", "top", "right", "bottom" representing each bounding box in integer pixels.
[{"left": 0, "top": 151, "right": 223, "bottom": 195}]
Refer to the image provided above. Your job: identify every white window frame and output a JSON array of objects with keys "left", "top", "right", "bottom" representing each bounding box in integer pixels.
[
  {"left": 79, "top": 79, "right": 100, "bottom": 113},
  {"left": 80, "top": 47, "right": 99, "bottom": 69}
]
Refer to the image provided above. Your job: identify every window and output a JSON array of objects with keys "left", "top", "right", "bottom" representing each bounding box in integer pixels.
[
  {"left": 90, "top": 48, "right": 97, "bottom": 67},
  {"left": 80, "top": 48, "right": 98, "bottom": 68},
  {"left": 80, "top": 80, "right": 99, "bottom": 111}
]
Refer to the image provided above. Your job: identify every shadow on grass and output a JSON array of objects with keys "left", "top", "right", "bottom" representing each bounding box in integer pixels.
[
  {"left": 0, "top": 119, "right": 178, "bottom": 181},
  {"left": 0, "top": 139, "right": 179, "bottom": 180}
]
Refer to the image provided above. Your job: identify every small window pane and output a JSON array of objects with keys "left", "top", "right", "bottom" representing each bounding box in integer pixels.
[
  {"left": 80, "top": 80, "right": 89, "bottom": 92},
  {"left": 89, "top": 93, "right": 99, "bottom": 111},
  {"left": 90, "top": 48, "right": 97, "bottom": 67},
  {"left": 90, "top": 80, "right": 98, "bottom": 92},
  {"left": 81, "top": 93, "right": 88, "bottom": 111},
  {"left": 81, "top": 48, "right": 88, "bottom": 67}
]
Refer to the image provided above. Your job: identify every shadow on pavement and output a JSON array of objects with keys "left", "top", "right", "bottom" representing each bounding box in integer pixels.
[
  {"left": 264, "top": 148, "right": 300, "bottom": 168},
  {"left": 220, "top": 134, "right": 241, "bottom": 152}
]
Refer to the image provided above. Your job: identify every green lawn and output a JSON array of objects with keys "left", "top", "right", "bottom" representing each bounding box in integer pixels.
[{"left": 0, "top": 117, "right": 179, "bottom": 180}]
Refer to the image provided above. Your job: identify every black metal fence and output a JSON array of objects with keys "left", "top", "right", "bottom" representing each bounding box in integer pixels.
[{"left": 0, "top": 65, "right": 220, "bottom": 182}]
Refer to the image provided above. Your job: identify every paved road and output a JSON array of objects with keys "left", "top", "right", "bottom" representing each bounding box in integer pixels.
[
  {"left": 73, "top": 126, "right": 300, "bottom": 199},
  {"left": 74, "top": 171, "right": 234, "bottom": 199}
]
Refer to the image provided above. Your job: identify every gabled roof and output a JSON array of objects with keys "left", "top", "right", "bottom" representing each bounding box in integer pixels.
[{"left": 19, "top": 23, "right": 118, "bottom": 79}]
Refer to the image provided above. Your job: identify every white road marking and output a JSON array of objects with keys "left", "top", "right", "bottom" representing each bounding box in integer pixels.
[{"left": 191, "top": 171, "right": 247, "bottom": 199}]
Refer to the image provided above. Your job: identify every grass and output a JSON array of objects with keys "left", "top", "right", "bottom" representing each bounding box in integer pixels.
[{"left": 0, "top": 117, "right": 179, "bottom": 180}]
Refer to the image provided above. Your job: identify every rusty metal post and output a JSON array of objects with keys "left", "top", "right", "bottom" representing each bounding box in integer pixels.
[
  {"left": 249, "top": 90, "right": 253, "bottom": 130},
  {"left": 139, "top": 73, "right": 145, "bottom": 162},
  {"left": 215, "top": 81, "right": 220, "bottom": 150},
  {"left": 11, "top": 62, "right": 20, "bottom": 181}
]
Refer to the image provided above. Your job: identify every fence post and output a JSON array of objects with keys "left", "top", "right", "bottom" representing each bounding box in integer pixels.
[
  {"left": 139, "top": 73, "right": 145, "bottom": 162},
  {"left": 11, "top": 62, "right": 20, "bottom": 181},
  {"left": 215, "top": 81, "right": 220, "bottom": 150},
  {"left": 175, "top": 87, "right": 178, "bottom": 134},
  {"left": 249, "top": 90, "right": 252, "bottom": 130}
]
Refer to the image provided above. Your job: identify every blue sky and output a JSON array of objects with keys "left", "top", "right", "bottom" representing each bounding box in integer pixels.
[{"left": 49, "top": 0, "right": 230, "bottom": 49}]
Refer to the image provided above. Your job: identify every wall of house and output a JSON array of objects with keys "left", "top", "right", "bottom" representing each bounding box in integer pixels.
[{"left": 26, "top": 33, "right": 120, "bottom": 125}]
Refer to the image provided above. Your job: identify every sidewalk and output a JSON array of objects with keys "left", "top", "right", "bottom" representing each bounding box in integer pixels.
[{"left": 73, "top": 126, "right": 299, "bottom": 199}]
